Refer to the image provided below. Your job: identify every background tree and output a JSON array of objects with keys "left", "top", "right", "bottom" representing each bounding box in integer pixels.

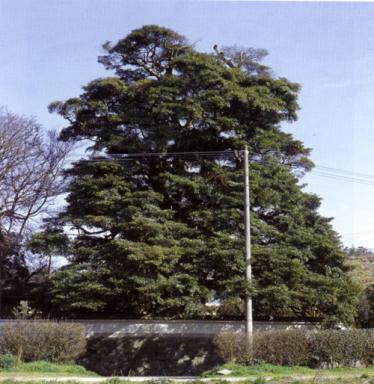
[
  {"left": 343, "top": 246, "right": 374, "bottom": 326},
  {"left": 356, "top": 284, "right": 374, "bottom": 328},
  {"left": 0, "top": 109, "right": 70, "bottom": 315},
  {"left": 43, "top": 25, "right": 358, "bottom": 323}
]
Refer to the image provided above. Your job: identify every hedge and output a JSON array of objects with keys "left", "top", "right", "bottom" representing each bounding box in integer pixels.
[
  {"left": 214, "top": 329, "right": 374, "bottom": 367},
  {"left": 0, "top": 320, "right": 86, "bottom": 363}
]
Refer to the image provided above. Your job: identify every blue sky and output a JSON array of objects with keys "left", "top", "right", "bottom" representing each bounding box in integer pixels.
[{"left": 1, "top": 0, "right": 374, "bottom": 247}]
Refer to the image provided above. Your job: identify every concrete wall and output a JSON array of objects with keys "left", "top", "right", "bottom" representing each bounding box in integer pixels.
[
  {"left": 0, "top": 320, "right": 318, "bottom": 375},
  {"left": 76, "top": 320, "right": 317, "bottom": 375},
  {"left": 70, "top": 319, "right": 317, "bottom": 338},
  {"left": 82, "top": 335, "right": 221, "bottom": 376}
]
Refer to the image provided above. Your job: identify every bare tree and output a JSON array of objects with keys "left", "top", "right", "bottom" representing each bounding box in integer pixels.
[{"left": 0, "top": 109, "right": 71, "bottom": 314}]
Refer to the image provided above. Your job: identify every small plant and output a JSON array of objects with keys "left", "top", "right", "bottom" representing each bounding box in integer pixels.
[
  {"left": 0, "top": 353, "right": 18, "bottom": 369},
  {"left": 253, "top": 377, "right": 266, "bottom": 384},
  {"left": 12, "top": 301, "right": 41, "bottom": 320},
  {"left": 106, "top": 379, "right": 122, "bottom": 384}
]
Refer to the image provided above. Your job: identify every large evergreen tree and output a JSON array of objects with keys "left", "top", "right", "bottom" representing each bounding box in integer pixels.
[{"left": 43, "top": 25, "right": 358, "bottom": 323}]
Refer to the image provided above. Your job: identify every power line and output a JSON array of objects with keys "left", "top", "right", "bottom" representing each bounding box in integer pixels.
[
  {"left": 315, "top": 165, "right": 374, "bottom": 180},
  {"left": 310, "top": 171, "right": 374, "bottom": 186},
  {"left": 73, "top": 150, "right": 374, "bottom": 186}
]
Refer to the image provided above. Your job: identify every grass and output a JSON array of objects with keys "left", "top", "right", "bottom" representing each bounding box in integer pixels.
[
  {"left": 0, "top": 362, "right": 371, "bottom": 384},
  {"left": 0, "top": 361, "right": 98, "bottom": 376},
  {"left": 202, "top": 363, "right": 374, "bottom": 378},
  {"left": 203, "top": 363, "right": 314, "bottom": 377},
  {"left": 0, "top": 379, "right": 372, "bottom": 384}
]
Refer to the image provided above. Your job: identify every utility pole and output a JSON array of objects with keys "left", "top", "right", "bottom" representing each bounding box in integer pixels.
[{"left": 243, "top": 145, "right": 253, "bottom": 348}]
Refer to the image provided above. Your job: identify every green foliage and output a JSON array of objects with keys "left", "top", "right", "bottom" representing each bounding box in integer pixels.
[
  {"left": 203, "top": 362, "right": 374, "bottom": 378},
  {"left": 253, "top": 377, "right": 267, "bottom": 384},
  {"left": 0, "top": 354, "right": 17, "bottom": 369},
  {"left": 214, "top": 329, "right": 374, "bottom": 368},
  {"left": 309, "top": 329, "right": 374, "bottom": 367},
  {"left": 203, "top": 362, "right": 314, "bottom": 377},
  {"left": 214, "top": 330, "right": 310, "bottom": 366},
  {"left": 213, "top": 332, "right": 249, "bottom": 363},
  {"left": 356, "top": 284, "right": 374, "bottom": 328},
  {"left": 0, "top": 321, "right": 87, "bottom": 363},
  {"left": 1, "top": 361, "right": 96, "bottom": 375},
  {"left": 253, "top": 330, "right": 310, "bottom": 366},
  {"left": 12, "top": 301, "right": 41, "bottom": 320},
  {"left": 37, "top": 25, "right": 358, "bottom": 322}
]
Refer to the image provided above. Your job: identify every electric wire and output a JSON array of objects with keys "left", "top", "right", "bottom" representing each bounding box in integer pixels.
[
  {"left": 315, "top": 165, "right": 374, "bottom": 180},
  {"left": 73, "top": 150, "right": 374, "bottom": 186},
  {"left": 309, "top": 171, "right": 374, "bottom": 186},
  {"left": 67, "top": 150, "right": 374, "bottom": 240}
]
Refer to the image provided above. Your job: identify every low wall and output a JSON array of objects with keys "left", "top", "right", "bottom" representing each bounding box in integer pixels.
[
  {"left": 76, "top": 320, "right": 317, "bottom": 375},
  {"left": 72, "top": 319, "right": 317, "bottom": 338},
  {"left": 0, "top": 320, "right": 318, "bottom": 375},
  {"left": 82, "top": 335, "right": 220, "bottom": 376}
]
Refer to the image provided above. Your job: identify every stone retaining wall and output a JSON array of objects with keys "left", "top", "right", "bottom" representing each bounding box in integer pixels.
[
  {"left": 75, "top": 320, "right": 317, "bottom": 375},
  {"left": 0, "top": 319, "right": 318, "bottom": 375}
]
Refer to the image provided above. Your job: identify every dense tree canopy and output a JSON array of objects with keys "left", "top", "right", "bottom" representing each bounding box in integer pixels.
[{"left": 42, "top": 25, "right": 358, "bottom": 323}]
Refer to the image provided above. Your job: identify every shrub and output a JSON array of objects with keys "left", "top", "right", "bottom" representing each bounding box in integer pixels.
[
  {"left": 0, "top": 320, "right": 87, "bottom": 363},
  {"left": 309, "top": 329, "right": 373, "bottom": 367},
  {"left": 356, "top": 285, "right": 374, "bottom": 328},
  {"left": 0, "top": 353, "right": 17, "bottom": 369},
  {"left": 364, "top": 330, "right": 374, "bottom": 366},
  {"left": 253, "top": 329, "right": 311, "bottom": 366},
  {"left": 214, "top": 328, "right": 374, "bottom": 368},
  {"left": 214, "top": 329, "right": 310, "bottom": 365},
  {"left": 213, "top": 332, "right": 249, "bottom": 363}
]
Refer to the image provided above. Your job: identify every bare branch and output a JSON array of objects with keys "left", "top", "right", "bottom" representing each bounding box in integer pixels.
[{"left": 0, "top": 108, "right": 72, "bottom": 312}]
